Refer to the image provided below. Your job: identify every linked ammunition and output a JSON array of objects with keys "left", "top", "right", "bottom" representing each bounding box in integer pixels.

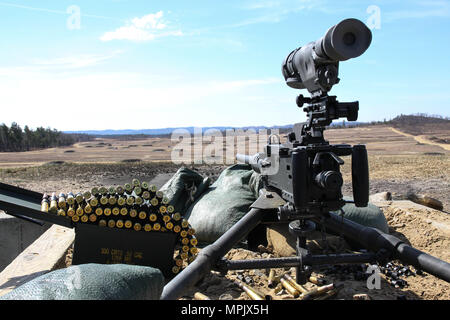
[
  {"left": 190, "top": 238, "right": 198, "bottom": 246},
  {"left": 166, "top": 222, "right": 174, "bottom": 230},
  {"left": 72, "top": 215, "right": 80, "bottom": 222},
  {"left": 280, "top": 277, "right": 300, "bottom": 298},
  {"left": 99, "top": 186, "right": 108, "bottom": 195},
  {"left": 95, "top": 207, "right": 103, "bottom": 216},
  {"left": 160, "top": 206, "right": 167, "bottom": 214},
  {"left": 173, "top": 225, "right": 181, "bottom": 233},
  {"left": 104, "top": 208, "right": 112, "bottom": 216},
  {"left": 67, "top": 192, "right": 75, "bottom": 205},
  {"left": 132, "top": 178, "right": 140, "bottom": 188},
  {"left": 162, "top": 197, "right": 169, "bottom": 205},
  {"left": 135, "top": 196, "right": 144, "bottom": 205},
  {"left": 112, "top": 207, "right": 120, "bottom": 216},
  {"left": 100, "top": 195, "right": 109, "bottom": 206},
  {"left": 181, "top": 219, "right": 189, "bottom": 228},
  {"left": 58, "top": 193, "right": 67, "bottom": 208},
  {"left": 108, "top": 195, "right": 117, "bottom": 206},
  {"left": 126, "top": 196, "right": 135, "bottom": 206},
  {"left": 57, "top": 209, "right": 66, "bottom": 216},
  {"left": 150, "top": 198, "right": 159, "bottom": 206},
  {"left": 84, "top": 204, "right": 93, "bottom": 214},
  {"left": 172, "top": 266, "right": 180, "bottom": 274},
  {"left": 144, "top": 224, "right": 152, "bottom": 232},
  {"left": 76, "top": 206, "right": 84, "bottom": 216},
  {"left": 89, "top": 197, "right": 99, "bottom": 207},
  {"left": 141, "top": 181, "right": 149, "bottom": 190},
  {"left": 75, "top": 192, "right": 84, "bottom": 204},
  {"left": 117, "top": 196, "right": 127, "bottom": 206},
  {"left": 315, "top": 284, "right": 343, "bottom": 300},
  {"left": 283, "top": 274, "right": 309, "bottom": 294},
  {"left": 107, "top": 220, "right": 115, "bottom": 228},
  {"left": 49, "top": 193, "right": 58, "bottom": 214},
  {"left": 190, "top": 247, "right": 198, "bottom": 255},
  {"left": 108, "top": 186, "right": 116, "bottom": 195},
  {"left": 134, "top": 223, "right": 142, "bottom": 231},
  {"left": 80, "top": 215, "right": 89, "bottom": 223},
  {"left": 129, "top": 209, "right": 138, "bottom": 218},
  {"left": 149, "top": 185, "right": 157, "bottom": 193},
  {"left": 89, "top": 214, "right": 97, "bottom": 223},
  {"left": 188, "top": 228, "right": 196, "bottom": 236},
  {"left": 67, "top": 206, "right": 75, "bottom": 217},
  {"left": 142, "top": 191, "right": 151, "bottom": 200},
  {"left": 98, "top": 219, "right": 107, "bottom": 227},
  {"left": 116, "top": 186, "right": 124, "bottom": 195},
  {"left": 91, "top": 187, "right": 99, "bottom": 196},
  {"left": 149, "top": 213, "right": 158, "bottom": 222},
  {"left": 194, "top": 292, "right": 211, "bottom": 300},
  {"left": 41, "top": 198, "right": 49, "bottom": 213},
  {"left": 134, "top": 187, "right": 142, "bottom": 196},
  {"left": 156, "top": 191, "right": 164, "bottom": 199},
  {"left": 116, "top": 220, "right": 124, "bottom": 228},
  {"left": 120, "top": 207, "right": 128, "bottom": 216},
  {"left": 167, "top": 205, "right": 175, "bottom": 213},
  {"left": 125, "top": 220, "right": 133, "bottom": 229},
  {"left": 83, "top": 191, "right": 91, "bottom": 200},
  {"left": 138, "top": 211, "right": 147, "bottom": 220},
  {"left": 172, "top": 212, "right": 181, "bottom": 221},
  {"left": 124, "top": 183, "right": 133, "bottom": 194}
]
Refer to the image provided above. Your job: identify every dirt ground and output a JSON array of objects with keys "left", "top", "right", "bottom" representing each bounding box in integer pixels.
[{"left": 0, "top": 125, "right": 448, "bottom": 300}]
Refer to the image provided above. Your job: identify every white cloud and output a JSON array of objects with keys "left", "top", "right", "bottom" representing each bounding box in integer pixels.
[
  {"left": 100, "top": 11, "right": 183, "bottom": 42},
  {"left": 31, "top": 52, "right": 122, "bottom": 69}
]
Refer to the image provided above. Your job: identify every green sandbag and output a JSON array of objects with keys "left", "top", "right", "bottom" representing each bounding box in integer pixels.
[
  {"left": 332, "top": 197, "right": 389, "bottom": 233},
  {"left": 159, "top": 167, "right": 211, "bottom": 214},
  {"left": 0, "top": 264, "right": 164, "bottom": 300},
  {"left": 185, "top": 164, "right": 262, "bottom": 243}
]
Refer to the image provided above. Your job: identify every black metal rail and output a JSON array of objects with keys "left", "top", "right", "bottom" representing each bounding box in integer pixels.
[{"left": 0, "top": 182, "right": 73, "bottom": 228}]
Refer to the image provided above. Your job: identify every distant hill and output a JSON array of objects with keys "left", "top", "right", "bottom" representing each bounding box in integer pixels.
[
  {"left": 65, "top": 125, "right": 294, "bottom": 137},
  {"left": 389, "top": 114, "right": 449, "bottom": 136}
]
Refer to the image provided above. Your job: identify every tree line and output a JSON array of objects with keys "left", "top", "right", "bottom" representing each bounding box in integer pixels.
[{"left": 0, "top": 122, "right": 92, "bottom": 152}]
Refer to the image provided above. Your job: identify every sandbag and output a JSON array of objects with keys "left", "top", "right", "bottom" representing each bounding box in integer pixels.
[
  {"left": 332, "top": 197, "right": 389, "bottom": 234},
  {"left": 0, "top": 264, "right": 164, "bottom": 300},
  {"left": 185, "top": 164, "right": 262, "bottom": 243},
  {"left": 159, "top": 167, "right": 211, "bottom": 214}
]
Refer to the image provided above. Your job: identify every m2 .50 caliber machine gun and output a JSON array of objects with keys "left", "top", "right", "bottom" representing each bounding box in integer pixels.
[{"left": 161, "top": 18, "right": 450, "bottom": 300}]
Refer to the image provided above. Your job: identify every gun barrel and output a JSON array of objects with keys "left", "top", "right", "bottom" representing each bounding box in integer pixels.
[{"left": 236, "top": 153, "right": 263, "bottom": 173}]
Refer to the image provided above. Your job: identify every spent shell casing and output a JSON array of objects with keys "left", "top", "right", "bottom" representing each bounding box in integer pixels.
[
  {"left": 280, "top": 278, "right": 300, "bottom": 298},
  {"left": 283, "top": 274, "right": 309, "bottom": 294},
  {"left": 268, "top": 269, "right": 277, "bottom": 288},
  {"left": 194, "top": 292, "right": 211, "bottom": 300},
  {"left": 309, "top": 276, "right": 326, "bottom": 286},
  {"left": 235, "top": 281, "right": 264, "bottom": 301}
]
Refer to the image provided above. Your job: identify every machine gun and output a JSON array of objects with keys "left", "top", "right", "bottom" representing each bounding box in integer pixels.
[{"left": 161, "top": 19, "right": 450, "bottom": 300}]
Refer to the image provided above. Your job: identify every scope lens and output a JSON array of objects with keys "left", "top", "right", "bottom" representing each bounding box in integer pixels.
[{"left": 343, "top": 32, "right": 356, "bottom": 46}]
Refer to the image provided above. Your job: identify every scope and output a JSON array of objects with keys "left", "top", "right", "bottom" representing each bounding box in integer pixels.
[{"left": 282, "top": 18, "right": 372, "bottom": 96}]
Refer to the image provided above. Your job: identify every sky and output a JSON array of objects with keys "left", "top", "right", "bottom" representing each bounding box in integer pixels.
[{"left": 0, "top": 0, "right": 449, "bottom": 131}]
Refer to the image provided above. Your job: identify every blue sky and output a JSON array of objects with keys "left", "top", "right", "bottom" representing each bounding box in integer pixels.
[{"left": 0, "top": 0, "right": 449, "bottom": 131}]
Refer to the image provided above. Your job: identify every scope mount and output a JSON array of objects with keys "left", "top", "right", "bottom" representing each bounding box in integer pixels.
[{"left": 289, "top": 94, "right": 359, "bottom": 146}]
